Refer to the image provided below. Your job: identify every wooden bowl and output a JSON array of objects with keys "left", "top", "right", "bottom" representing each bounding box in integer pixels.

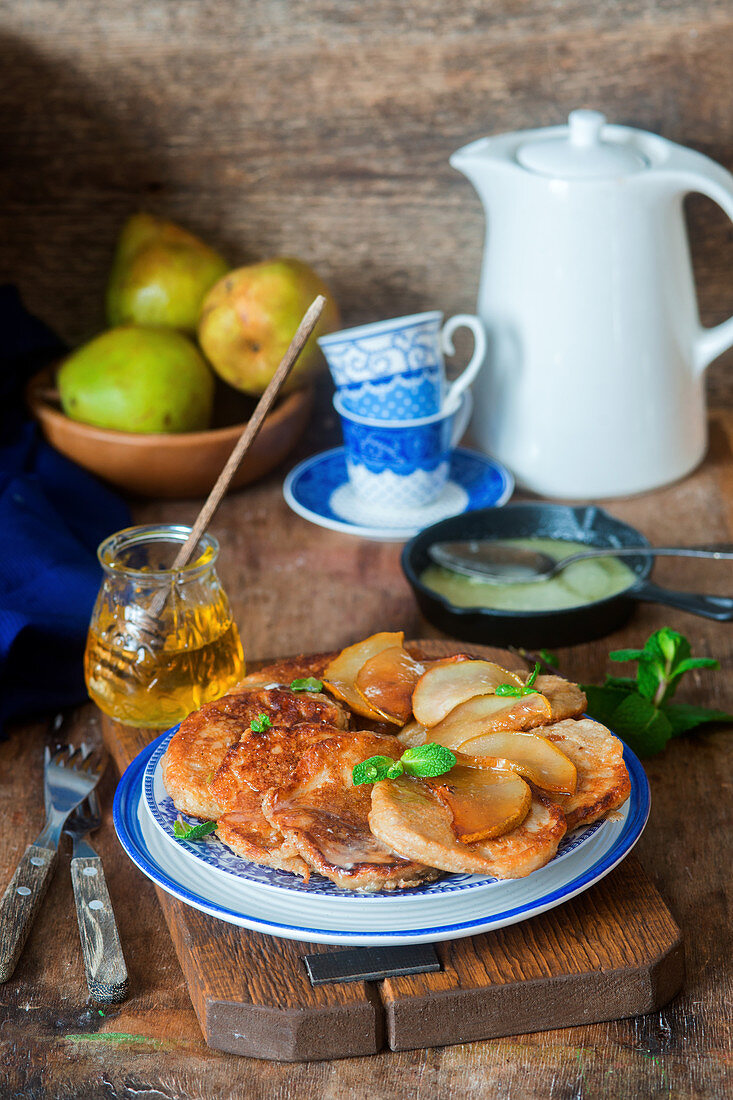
[{"left": 26, "top": 367, "right": 313, "bottom": 499}]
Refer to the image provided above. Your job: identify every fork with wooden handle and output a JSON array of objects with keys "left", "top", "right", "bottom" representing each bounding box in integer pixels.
[
  {"left": 64, "top": 788, "right": 129, "bottom": 1002},
  {"left": 0, "top": 742, "right": 103, "bottom": 983}
]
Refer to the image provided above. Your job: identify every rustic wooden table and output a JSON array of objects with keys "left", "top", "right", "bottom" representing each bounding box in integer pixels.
[{"left": 1, "top": 410, "right": 731, "bottom": 1099}]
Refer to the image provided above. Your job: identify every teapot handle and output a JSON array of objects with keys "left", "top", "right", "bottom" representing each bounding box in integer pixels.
[{"left": 659, "top": 149, "right": 733, "bottom": 372}]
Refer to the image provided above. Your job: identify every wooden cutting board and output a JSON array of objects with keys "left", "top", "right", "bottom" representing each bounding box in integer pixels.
[{"left": 102, "top": 641, "right": 684, "bottom": 1061}]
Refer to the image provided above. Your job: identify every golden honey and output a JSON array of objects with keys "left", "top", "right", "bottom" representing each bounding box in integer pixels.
[{"left": 85, "top": 524, "right": 245, "bottom": 728}]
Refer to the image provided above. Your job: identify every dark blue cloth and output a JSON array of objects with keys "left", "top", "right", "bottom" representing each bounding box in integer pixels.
[{"left": 0, "top": 286, "right": 131, "bottom": 734}]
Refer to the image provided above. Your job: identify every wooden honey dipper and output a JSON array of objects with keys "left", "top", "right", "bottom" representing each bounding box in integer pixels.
[{"left": 124, "top": 295, "right": 326, "bottom": 652}]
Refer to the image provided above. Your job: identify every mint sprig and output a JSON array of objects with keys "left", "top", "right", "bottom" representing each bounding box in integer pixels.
[
  {"left": 173, "top": 818, "right": 217, "bottom": 841},
  {"left": 250, "top": 713, "right": 273, "bottom": 732},
  {"left": 582, "top": 627, "right": 731, "bottom": 757},
  {"left": 495, "top": 662, "right": 541, "bottom": 698},
  {"left": 352, "top": 755, "right": 405, "bottom": 785},
  {"left": 352, "top": 743, "right": 457, "bottom": 786},
  {"left": 290, "top": 677, "right": 323, "bottom": 692}
]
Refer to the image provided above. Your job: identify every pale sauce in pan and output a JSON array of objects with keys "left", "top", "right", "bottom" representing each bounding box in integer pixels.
[{"left": 420, "top": 537, "right": 638, "bottom": 612}]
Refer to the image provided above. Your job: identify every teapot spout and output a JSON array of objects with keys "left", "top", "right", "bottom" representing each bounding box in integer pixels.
[
  {"left": 450, "top": 137, "right": 492, "bottom": 183},
  {"left": 450, "top": 136, "right": 517, "bottom": 206}
]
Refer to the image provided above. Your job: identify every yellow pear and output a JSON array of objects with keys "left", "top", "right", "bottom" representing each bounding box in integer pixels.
[
  {"left": 106, "top": 214, "right": 229, "bottom": 333},
  {"left": 198, "top": 258, "right": 340, "bottom": 394},
  {"left": 58, "top": 326, "right": 214, "bottom": 434}
]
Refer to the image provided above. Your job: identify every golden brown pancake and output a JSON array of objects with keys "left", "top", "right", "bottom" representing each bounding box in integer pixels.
[
  {"left": 369, "top": 776, "right": 566, "bottom": 878},
  {"left": 262, "top": 732, "right": 441, "bottom": 891},
  {"left": 231, "top": 652, "right": 337, "bottom": 691},
  {"left": 216, "top": 814, "right": 310, "bottom": 877},
  {"left": 162, "top": 686, "right": 348, "bottom": 819},
  {"left": 543, "top": 717, "right": 631, "bottom": 828},
  {"left": 211, "top": 721, "right": 344, "bottom": 876},
  {"left": 534, "top": 675, "right": 587, "bottom": 723}
]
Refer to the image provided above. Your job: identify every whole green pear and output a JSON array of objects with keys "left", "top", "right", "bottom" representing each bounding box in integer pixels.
[
  {"left": 58, "top": 326, "right": 215, "bottom": 433},
  {"left": 198, "top": 258, "right": 340, "bottom": 395},
  {"left": 106, "top": 213, "right": 230, "bottom": 333}
]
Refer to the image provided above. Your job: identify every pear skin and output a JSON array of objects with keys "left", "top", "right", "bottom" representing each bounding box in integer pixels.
[
  {"left": 198, "top": 258, "right": 340, "bottom": 395},
  {"left": 106, "top": 214, "right": 230, "bottom": 334},
  {"left": 58, "top": 326, "right": 214, "bottom": 433}
]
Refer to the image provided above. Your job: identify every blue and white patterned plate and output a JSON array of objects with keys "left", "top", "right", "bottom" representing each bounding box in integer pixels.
[
  {"left": 142, "top": 725, "right": 605, "bottom": 905},
  {"left": 114, "top": 729, "right": 650, "bottom": 944},
  {"left": 283, "top": 447, "right": 513, "bottom": 541}
]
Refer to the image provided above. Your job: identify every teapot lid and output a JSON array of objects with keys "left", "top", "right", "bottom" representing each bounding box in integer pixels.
[{"left": 516, "top": 110, "right": 647, "bottom": 179}]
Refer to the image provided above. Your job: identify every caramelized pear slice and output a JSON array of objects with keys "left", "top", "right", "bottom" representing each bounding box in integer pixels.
[
  {"left": 428, "top": 766, "right": 532, "bottom": 844},
  {"left": 430, "top": 692, "right": 553, "bottom": 750},
  {"left": 456, "top": 731, "right": 577, "bottom": 794},
  {"left": 355, "top": 646, "right": 425, "bottom": 724},
  {"left": 369, "top": 777, "right": 566, "bottom": 877},
  {"left": 323, "top": 631, "right": 405, "bottom": 721},
  {"left": 412, "top": 659, "right": 524, "bottom": 728},
  {"left": 397, "top": 719, "right": 428, "bottom": 748}
]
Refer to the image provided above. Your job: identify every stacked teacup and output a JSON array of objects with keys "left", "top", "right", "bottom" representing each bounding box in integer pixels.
[{"left": 318, "top": 311, "right": 486, "bottom": 513}]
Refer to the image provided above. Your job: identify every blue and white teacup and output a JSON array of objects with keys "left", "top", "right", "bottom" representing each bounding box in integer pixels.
[
  {"left": 319, "top": 311, "right": 486, "bottom": 420},
  {"left": 334, "top": 389, "right": 473, "bottom": 510}
]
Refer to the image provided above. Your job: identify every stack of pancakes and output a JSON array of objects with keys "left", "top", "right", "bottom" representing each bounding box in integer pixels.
[{"left": 162, "top": 649, "right": 630, "bottom": 892}]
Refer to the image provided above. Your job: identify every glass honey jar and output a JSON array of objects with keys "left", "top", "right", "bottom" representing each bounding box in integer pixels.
[{"left": 85, "top": 524, "right": 245, "bottom": 728}]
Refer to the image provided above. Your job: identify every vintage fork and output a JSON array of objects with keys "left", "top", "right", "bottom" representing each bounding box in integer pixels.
[
  {"left": 64, "top": 788, "right": 129, "bottom": 1002},
  {"left": 0, "top": 739, "right": 103, "bottom": 983}
]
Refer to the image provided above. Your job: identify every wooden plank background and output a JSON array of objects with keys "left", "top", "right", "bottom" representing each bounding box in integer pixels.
[{"left": 1, "top": 0, "right": 732, "bottom": 406}]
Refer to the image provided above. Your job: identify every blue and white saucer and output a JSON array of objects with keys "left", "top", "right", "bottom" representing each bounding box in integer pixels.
[{"left": 283, "top": 447, "right": 514, "bottom": 541}]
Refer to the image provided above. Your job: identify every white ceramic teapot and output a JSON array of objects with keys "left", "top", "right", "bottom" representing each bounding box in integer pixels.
[{"left": 451, "top": 110, "right": 733, "bottom": 498}]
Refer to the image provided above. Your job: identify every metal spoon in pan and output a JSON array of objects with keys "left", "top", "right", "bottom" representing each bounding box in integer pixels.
[{"left": 427, "top": 541, "right": 733, "bottom": 585}]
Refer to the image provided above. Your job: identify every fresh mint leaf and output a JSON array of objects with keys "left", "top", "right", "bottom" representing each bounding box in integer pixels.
[
  {"left": 587, "top": 628, "right": 729, "bottom": 757},
  {"left": 661, "top": 703, "right": 733, "bottom": 738},
  {"left": 290, "top": 677, "right": 324, "bottom": 692},
  {"left": 669, "top": 657, "right": 719, "bottom": 676},
  {"left": 173, "top": 818, "right": 217, "bottom": 841},
  {"left": 401, "top": 743, "right": 457, "bottom": 778},
  {"left": 657, "top": 627, "right": 688, "bottom": 664},
  {"left": 582, "top": 684, "right": 635, "bottom": 729},
  {"left": 611, "top": 694, "right": 673, "bottom": 757},
  {"left": 603, "top": 675, "right": 638, "bottom": 691},
  {"left": 250, "top": 713, "right": 273, "bottom": 732},
  {"left": 662, "top": 657, "right": 719, "bottom": 704},
  {"left": 352, "top": 755, "right": 396, "bottom": 786},
  {"left": 495, "top": 683, "right": 520, "bottom": 697},
  {"left": 609, "top": 648, "right": 645, "bottom": 663},
  {"left": 495, "top": 683, "right": 522, "bottom": 697},
  {"left": 646, "top": 628, "right": 688, "bottom": 668},
  {"left": 636, "top": 656, "right": 666, "bottom": 703},
  {"left": 352, "top": 743, "right": 457, "bottom": 785},
  {"left": 496, "top": 663, "right": 540, "bottom": 698},
  {"left": 539, "top": 649, "right": 558, "bottom": 668}
]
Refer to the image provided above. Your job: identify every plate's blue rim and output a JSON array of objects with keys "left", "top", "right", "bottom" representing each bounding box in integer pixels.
[
  {"left": 283, "top": 446, "right": 514, "bottom": 537},
  {"left": 113, "top": 730, "right": 650, "bottom": 940}
]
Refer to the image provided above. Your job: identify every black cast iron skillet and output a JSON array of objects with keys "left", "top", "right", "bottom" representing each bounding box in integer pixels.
[{"left": 402, "top": 503, "right": 733, "bottom": 648}]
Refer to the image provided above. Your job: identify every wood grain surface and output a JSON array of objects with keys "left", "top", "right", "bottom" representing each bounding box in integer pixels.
[
  {"left": 98, "top": 640, "right": 683, "bottom": 1063},
  {"left": 1, "top": 1, "right": 732, "bottom": 408},
  {"left": 380, "top": 860, "right": 684, "bottom": 1052},
  {"left": 0, "top": 410, "right": 731, "bottom": 1096},
  {"left": 1, "top": 2, "right": 732, "bottom": 1092}
]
